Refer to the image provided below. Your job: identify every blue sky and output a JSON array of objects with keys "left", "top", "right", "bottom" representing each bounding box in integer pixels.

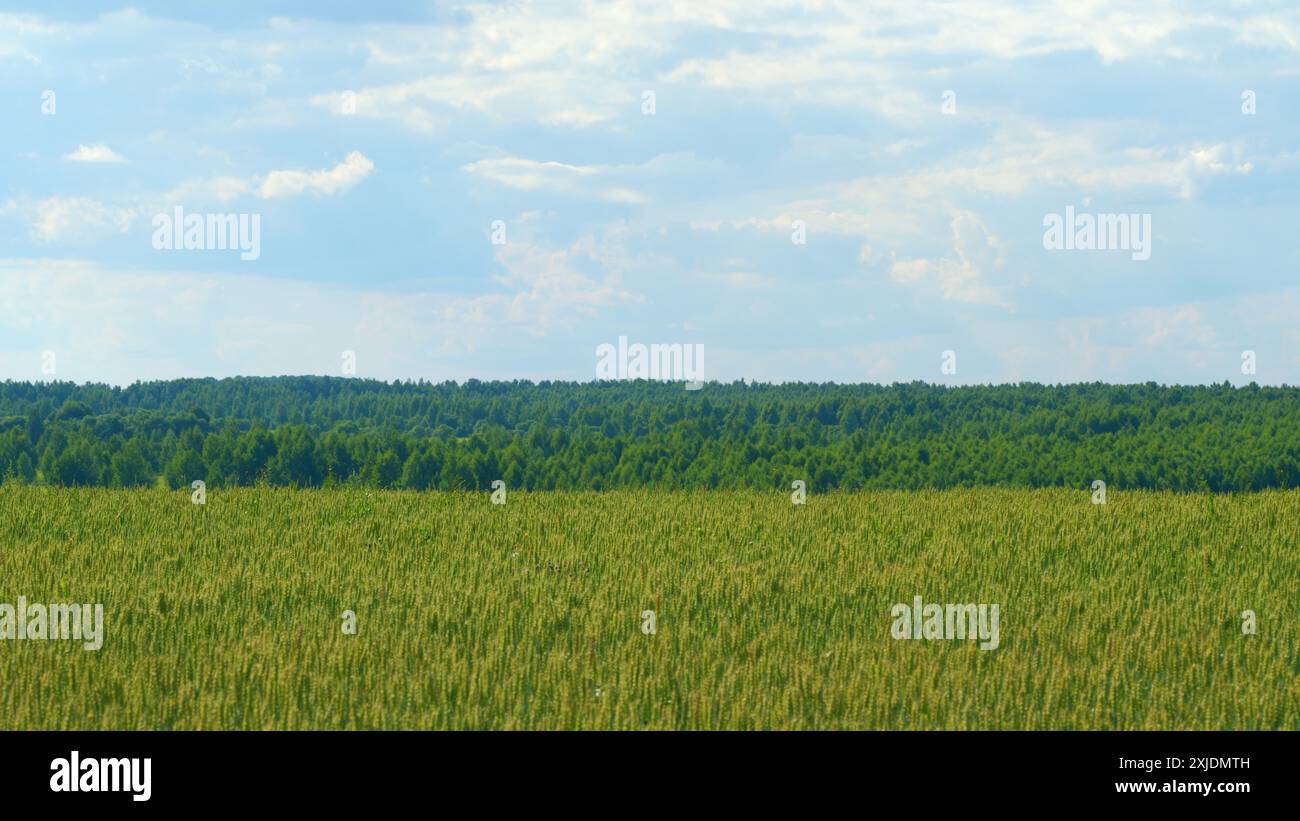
[{"left": 1, "top": 1, "right": 1298, "bottom": 385}]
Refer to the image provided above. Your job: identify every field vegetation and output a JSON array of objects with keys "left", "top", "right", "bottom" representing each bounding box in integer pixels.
[{"left": 2, "top": 486, "right": 1295, "bottom": 729}]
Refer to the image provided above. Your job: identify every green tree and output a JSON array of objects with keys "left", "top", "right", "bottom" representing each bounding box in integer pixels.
[
  {"left": 401, "top": 446, "right": 438, "bottom": 490},
  {"left": 163, "top": 448, "right": 206, "bottom": 490},
  {"left": 111, "top": 439, "right": 154, "bottom": 487}
]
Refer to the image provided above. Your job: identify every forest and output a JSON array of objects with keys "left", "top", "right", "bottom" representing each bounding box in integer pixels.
[{"left": 0, "top": 377, "right": 1296, "bottom": 492}]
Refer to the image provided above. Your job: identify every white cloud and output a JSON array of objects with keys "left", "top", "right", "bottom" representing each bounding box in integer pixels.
[
  {"left": 489, "top": 236, "right": 643, "bottom": 334},
  {"left": 163, "top": 175, "right": 255, "bottom": 205},
  {"left": 462, "top": 156, "right": 645, "bottom": 204},
  {"left": 258, "top": 151, "right": 375, "bottom": 199},
  {"left": 887, "top": 213, "right": 1011, "bottom": 309},
  {"left": 4, "top": 152, "right": 375, "bottom": 248},
  {"left": 161, "top": 155, "right": 374, "bottom": 208},
  {"left": 30, "top": 197, "right": 140, "bottom": 242},
  {"left": 64, "top": 143, "right": 125, "bottom": 163},
  {"left": 302, "top": 1, "right": 1300, "bottom": 133}
]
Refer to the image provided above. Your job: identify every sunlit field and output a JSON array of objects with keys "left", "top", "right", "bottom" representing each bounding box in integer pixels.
[{"left": 1, "top": 486, "right": 1296, "bottom": 729}]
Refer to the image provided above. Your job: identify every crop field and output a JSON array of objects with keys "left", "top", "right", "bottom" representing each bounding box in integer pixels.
[{"left": 1, "top": 485, "right": 1296, "bottom": 730}]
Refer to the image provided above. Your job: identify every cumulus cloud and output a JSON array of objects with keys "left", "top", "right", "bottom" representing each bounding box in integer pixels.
[
  {"left": 497, "top": 244, "right": 640, "bottom": 330},
  {"left": 63, "top": 143, "right": 125, "bottom": 163},
  {"left": 886, "top": 213, "right": 1011, "bottom": 309},
  {"left": 3, "top": 152, "right": 376, "bottom": 247},
  {"left": 159, "top": 154, "right": 374, "bottom": 207},
  {"left": 258, "top": 151, "right": 375, "bottom": 199},
  {"left": 31, "top": 197, "right": 140, "bottom": 242}
]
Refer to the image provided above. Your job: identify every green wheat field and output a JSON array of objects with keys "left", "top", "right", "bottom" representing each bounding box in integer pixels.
[{"left": 1, "top": 485, "right": 1297, "bottom": 729}]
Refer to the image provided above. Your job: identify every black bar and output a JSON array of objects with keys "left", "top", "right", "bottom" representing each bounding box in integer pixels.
[{"left": 3, "top": 731, "right": 1279, "bottom": 809}]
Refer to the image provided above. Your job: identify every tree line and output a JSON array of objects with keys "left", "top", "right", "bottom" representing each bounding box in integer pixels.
[{"left": 0, "top": 377, "right": 1296, "bottom": 492}]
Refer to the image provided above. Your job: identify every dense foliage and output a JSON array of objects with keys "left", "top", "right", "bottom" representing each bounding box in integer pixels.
[{"left": 0, "top": 377, "right": 1296, "bottom": 491}]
